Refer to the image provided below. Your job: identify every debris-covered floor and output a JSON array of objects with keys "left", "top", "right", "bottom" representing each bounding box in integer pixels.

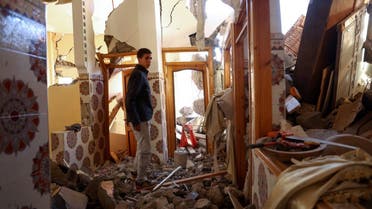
[{"left": 51, "top": 152, "right": 250, "bottom": 209}]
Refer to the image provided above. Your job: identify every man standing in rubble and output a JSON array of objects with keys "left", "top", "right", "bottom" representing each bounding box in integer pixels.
[{"left": 125, "top": 48, "right": 153, "bottom": 187}]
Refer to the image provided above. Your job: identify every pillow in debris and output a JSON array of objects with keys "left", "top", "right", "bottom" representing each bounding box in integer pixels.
[
  {"left": 217, "top": 88, "right": 233, "bottom": 120},
  {"left": 179, "top": 106, "right": 193, "bottom": 117}
]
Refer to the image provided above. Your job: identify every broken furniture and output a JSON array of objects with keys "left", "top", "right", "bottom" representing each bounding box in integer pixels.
[
  {"left": 294, "top": 0, "right": 367, "bottom": 106},
  {"left": 253, "top": 134, "right": 372, "bottom": 209}
]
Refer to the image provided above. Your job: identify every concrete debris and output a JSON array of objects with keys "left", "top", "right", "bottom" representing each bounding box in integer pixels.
[
  {"left": 51, "top": 194, "right": 67, "bottom": 209},
  {"left": 296, "top": 111, "right": 330, "bottom": 129},
  {"left": 104, "top": 35, "right": 135, "bottom": 54},
  {"left": 206, "top": 185, "right": 224, "bottom": 205},
  {"left": 194, "top": 198, "right": 211, "bottom": 209},
  {"left": 58, "top": 186, "right": 88, "bottom": 209},
  {"left": 97, "top": 181, "right": 116, "bottom": 209},
  {"left": 50, "top": 152, "right": 243, "bottom": 209},
  {"left": 332, "top": 94, "right": 364, "bottom": 131},
  {"left": 283, "top": 74, "right": 372, "bottom": 142}
]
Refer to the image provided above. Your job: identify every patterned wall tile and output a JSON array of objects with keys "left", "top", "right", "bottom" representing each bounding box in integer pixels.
[
  {"left": 0, "top": 0, "right": 45, "bottom": 24},
  {"left": 90, "top": 77, "right": 106, "bottom": 162},
  {"left": 50, "top": 126, "right": 97, "bottom": 171},
  {"left": 0, "top": 7, "right": 46, "bottom": 57},
  {"left": 0, "top": 116, "right": 50, "bottom": 209},
  {"left": 148, "top": 72, "right": 168, "bottom": 162},
  {"left": 0, "top": 3, "right": 48, "bottom": 206},
  {"left": 0, "top": 50, "right": 48, "bottom": 118},
  {"left": 50, "top": 132, "right": 65, "bottom": 165},
  {"left": 252, "top": 152, "right": 278, "bottom": 209}
]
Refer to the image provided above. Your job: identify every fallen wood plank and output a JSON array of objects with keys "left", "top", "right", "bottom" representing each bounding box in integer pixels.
[
  {"left": 144, "top": 170, "right": 228, "bottom": 191},
  {"left": 161, "top": 170, "right": 227, "bottom": 187},
  {"left": 321, "top": 70, "right": 334, "bottom": 114},
  {"left": 153, "top": 166, "right": 182, "bottom": 191},
  {"left": 316, "top": 67, "right": 331, "bottom": 111}
]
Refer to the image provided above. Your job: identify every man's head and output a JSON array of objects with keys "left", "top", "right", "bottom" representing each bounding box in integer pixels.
[{"left": 137, "top": 48, "right": 152, "bottom": 69}]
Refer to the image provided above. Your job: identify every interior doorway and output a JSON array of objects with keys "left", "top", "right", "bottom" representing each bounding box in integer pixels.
[
  {"left": 97, "top": 52, "right": 138, "bottom": 160},
  {"left": 163, "top": 47, "right": 214, "bottom": 157},
  {"left": 166, "top": 64, "right": 208, "bottom": 155}
]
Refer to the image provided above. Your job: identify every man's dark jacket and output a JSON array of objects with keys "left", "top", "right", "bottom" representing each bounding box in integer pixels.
[{"left": 125, "top": 64, "right": 153, "bottom": 126}]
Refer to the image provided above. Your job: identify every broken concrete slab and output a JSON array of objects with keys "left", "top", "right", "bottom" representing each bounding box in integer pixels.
[
  {"left": 51, "top": 152, "right": 236, "bottom": 209},
  {"left": 97, "top": 181, "right": 116, "bottom": 209},
  {"left": 206, "top": 185, "right": 224, "bottom": 205},
  {"left": 51, "top": 194, "right": 67, "bottom": 209},
  {"left": 58, "top": 186, "right": 88, "bottom": 209},
  {"left": 332, "top": 95, "right": 364, "bottom": 131},
  {"left": 195, "top": 198, "right": 211, "bottom": 209},
  {"left": 344, "top": 111, "right": 372, "bottom": 135},
  {"left": 155, "top": 196, "right": 170, "bottom": 209},
  {"left": 296, "top": 111, "right": 330, "bottom": 129},
  {"left": 51, "top": 160, "right": 69, "bottom": 186},
  {"left": 115, "top": 201, "right": 130, "bottom": 209}
]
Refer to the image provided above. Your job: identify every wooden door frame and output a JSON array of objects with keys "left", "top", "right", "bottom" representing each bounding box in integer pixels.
[
  {"left": 162, "top": 47, "right": 214, "bottom": 157},
  {"left": 231, "top": 0, "right": 249, "bottom": 189},
  {"left": 164, "top": 63, "right": 209, "bottom": 157},
  {"left": 97, "top": 52, "right": 137, "bottom": 160}
]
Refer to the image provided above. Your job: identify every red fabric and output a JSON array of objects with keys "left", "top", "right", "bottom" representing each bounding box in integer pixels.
[
  {"left": 186, "top": 124, "right": 198, "bottom": 147},
  {"left": 179, "top": 124, "right": 198, "bottom": 148},
  {"left": 179, "top": 126, "right": 188, "bottom": 147}
]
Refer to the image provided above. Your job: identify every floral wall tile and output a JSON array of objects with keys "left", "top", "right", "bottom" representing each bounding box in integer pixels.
[
  {"left": 148, "top": 72, "right": 168, "bottom": 162},
  {"left": 252, "top": 152, "right": 278, "bottom": 208},
  {"left": 0, "top": 2, "right": 49, "bottom": 207}
]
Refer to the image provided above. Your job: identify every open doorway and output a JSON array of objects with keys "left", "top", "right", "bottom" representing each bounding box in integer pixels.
[
  {"left": 171, "top": 66, "right": 207, "bottom": 153},
  {"left": 163, "top": 48, "right": 213, "bottom": 157},
  {"left": 96, "top": 52, "right": 138, "bottom": 160}
]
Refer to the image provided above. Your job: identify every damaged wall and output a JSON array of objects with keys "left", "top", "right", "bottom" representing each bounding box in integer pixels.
[
  {"left": 0, "top": 0, "right": 50, "bottom": 208},
  {"left": 48, "top": 82, "right": 81, "bottom": 136},
  {"left": 48, "top": 0, "right": 107, "bottom": 170},
  {"left": 270, "top": 0, "right": 286, "bottom": 130},
  {"left": 104, "top": 0, "right": 163, "bottom": 72},
  {"left": 294, "top": 0, "right": 367, "bottom": 104}
]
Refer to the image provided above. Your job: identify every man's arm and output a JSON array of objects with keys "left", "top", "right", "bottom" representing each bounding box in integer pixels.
[{"left": 125, "top": 71, "right": 143, "bottom": 130}]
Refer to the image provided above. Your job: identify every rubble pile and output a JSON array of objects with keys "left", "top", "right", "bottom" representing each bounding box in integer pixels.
[
  {"left": 284, "top": 72, "right": 372, "bottom": 142},
  {"left": 51, "top": 154, "right": 247, "bottom": 209}
]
